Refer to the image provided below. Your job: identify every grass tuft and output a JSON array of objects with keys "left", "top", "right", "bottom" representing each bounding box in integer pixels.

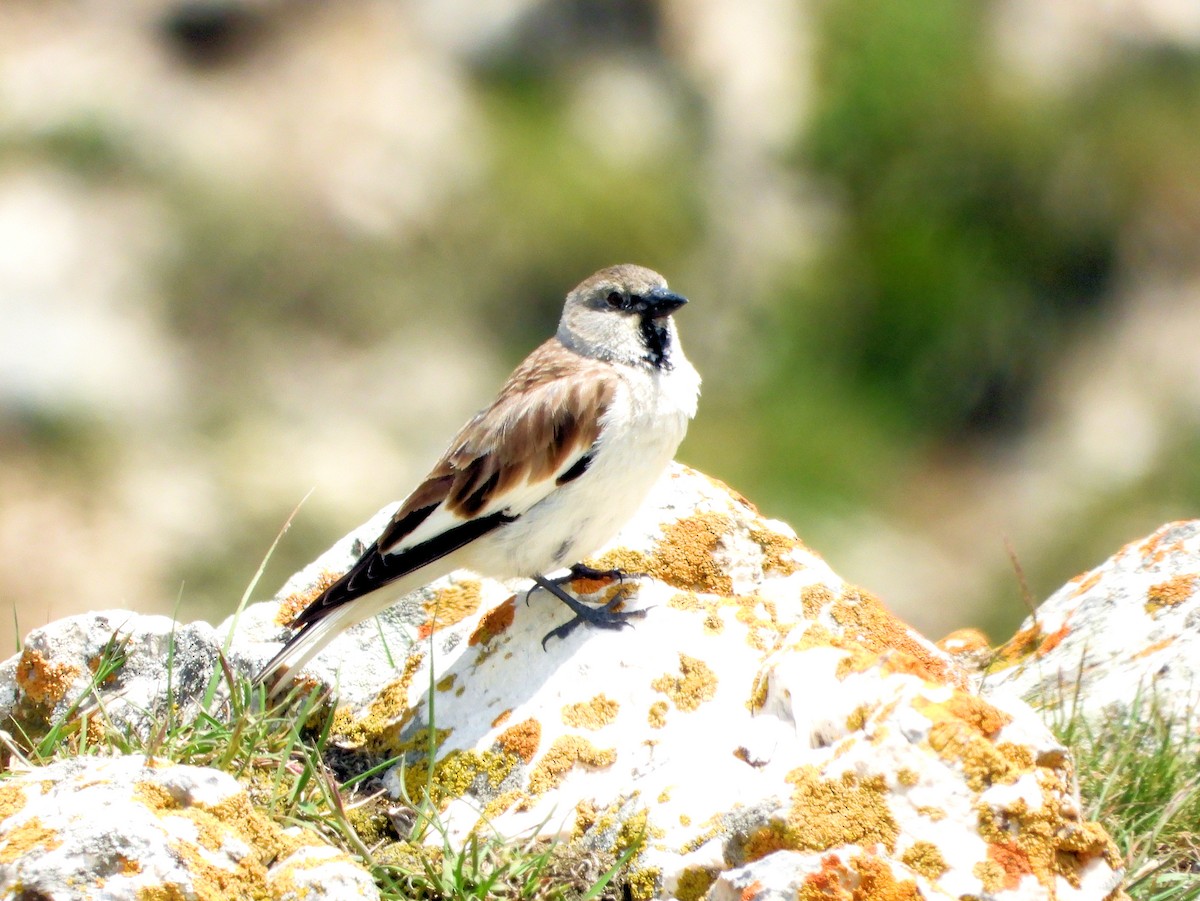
[{"left": 1048, "top": 688, "right": 1200, "bottom": 901}]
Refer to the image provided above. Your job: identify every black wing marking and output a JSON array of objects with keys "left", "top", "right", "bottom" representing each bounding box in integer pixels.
[{"left": 290, "top": 508, "right": 517, "bottom": 631}]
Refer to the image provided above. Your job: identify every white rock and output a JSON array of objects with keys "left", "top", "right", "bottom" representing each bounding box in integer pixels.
[
  {"left": 246, "top": 463, "right": 1121, "bottom": 900},
  {"left": 987, "top": 519, "right": 1200, "bottom": 721},
  {"left": 0, "top": 754, "right": 377, "bottom": 900}
]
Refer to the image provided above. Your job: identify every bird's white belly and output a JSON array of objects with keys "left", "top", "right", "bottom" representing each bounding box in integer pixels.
[{"left": 470, "top": 371, "right": 694, "bottom": 577}]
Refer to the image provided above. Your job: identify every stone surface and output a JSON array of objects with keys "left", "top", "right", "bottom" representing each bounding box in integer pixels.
[
  {"left": 0, "top": 610, "right": 223, "bottom": 743},
  {"left": 244, "top": 463, "right": 1122, "bottom": 900},
  {"left": 0, "top": 464, "right": 1126, "bottom": 899},
  {"left": 0, "top": 754, "right": 377, "bottom": 900},
  {"left": 987, "top": 519, "right": 1200, "bottom": 721}
]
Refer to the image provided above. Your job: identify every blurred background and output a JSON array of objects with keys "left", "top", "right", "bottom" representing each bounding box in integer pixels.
[{"left": 3, "top": 0, "right": 1200, "bottom": 651}]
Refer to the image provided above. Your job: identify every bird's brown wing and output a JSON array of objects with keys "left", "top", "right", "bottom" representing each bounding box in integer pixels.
[{"left": 287, "top": 340, "right": 616, "bottom": 631}]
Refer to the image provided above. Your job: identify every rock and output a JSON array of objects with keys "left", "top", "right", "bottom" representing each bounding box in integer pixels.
[
  {"left": 0, "top": 464, "right": 1124, "bottom": 899},
  {"left": 0, "top": 754, "right": 377, "bottom": 900},
  {"left": 0, "top": 610, "right": 223, "bottom": 744},
  {"left": 245, "top": 463, "right": 1121, "bottom": 900},
  {"left": 987, "top": 519, "right": 1200, "bottom": 722}
]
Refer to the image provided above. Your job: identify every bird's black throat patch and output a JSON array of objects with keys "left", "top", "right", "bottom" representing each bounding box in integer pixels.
[{"left": 639, "top": 317, "right": 673, "bottom": 369}]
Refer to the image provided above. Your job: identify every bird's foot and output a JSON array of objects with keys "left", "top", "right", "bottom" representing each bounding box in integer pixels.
[
  {"left": 525, "top": 562, "right": 645, "bottom": 605},
  {"left": 530, "top": 572, "right": 647, "bottom": 649}
]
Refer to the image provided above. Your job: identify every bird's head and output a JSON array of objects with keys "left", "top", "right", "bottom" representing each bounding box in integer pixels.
[{"left": 556, "top": 264, "right": 688, "bottom": 370}]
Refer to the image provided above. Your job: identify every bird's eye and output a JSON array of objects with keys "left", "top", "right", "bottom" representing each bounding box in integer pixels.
[{"left": 606, "top": 291, "right": 623, "bottom": 308}]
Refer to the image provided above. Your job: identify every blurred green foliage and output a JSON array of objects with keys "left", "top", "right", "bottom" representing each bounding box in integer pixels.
[{"left": 6, "top": 0, "right": 1200, "bottom": 642}]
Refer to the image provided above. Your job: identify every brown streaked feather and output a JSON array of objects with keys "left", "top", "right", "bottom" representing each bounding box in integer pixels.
[{"left": 376, "top": 338, "right": 616, "bottom": 554}]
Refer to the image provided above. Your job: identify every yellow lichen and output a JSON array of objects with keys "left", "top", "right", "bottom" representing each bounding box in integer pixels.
[
  {"left": 674, "top": 867, "right": 717, "bottom": 901},
  {"left": 801, "top": 584, "right": 835, "bottom": 619},
  {"left": 329, "top": 653, "right": 424, "bottom": 752},
  {"left": 845, "top": 704, "right": 872, "bottom": 733},
  {"left": 625, "top": 866, "right": 662, "bottom": 901},
  {"left": 900, "top": 841, "right": 947, "bottom": 880},
  {"left": 927, "top": 720, "right": 1022, "bottom": 791},
  {"left": 785, "top": 767, "right": 898, "bottom": 854},
  {"left": 405, "top": 749, "right": 520, "bottom": 808},
  {"left": 573, "top": 799, "right": 598, "bottom": 838},
  {"left": 527, "top": 735, "right": 617, "bottom": 795},
  {"left": 482, "top": 789, "right": 527, "bottom": 819},
  {"left": 651, "top": 654, "right": 717, "bottom": 712},
  {"left": 562, "top": 694, "right": 621, "bottom": 730},
  {"left": 647, "top": 701, "right": 669, "bottom": 729}
]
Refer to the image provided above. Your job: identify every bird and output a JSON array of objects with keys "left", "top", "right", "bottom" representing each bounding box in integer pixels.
[{"left": 254, "top": 264, "right": 701, "bottom": 689}]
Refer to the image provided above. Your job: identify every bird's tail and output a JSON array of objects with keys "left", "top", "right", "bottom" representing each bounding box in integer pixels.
[
  {"left": 252, "top": 605, "right": 348, "bottom": 693},
  {"left": 251, "top": 566, "right": 447, "bottom": 693}
]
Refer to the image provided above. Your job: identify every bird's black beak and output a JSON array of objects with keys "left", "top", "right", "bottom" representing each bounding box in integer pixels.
[{"left": 640, "top": 288, "right": 688, "bottom": 319}]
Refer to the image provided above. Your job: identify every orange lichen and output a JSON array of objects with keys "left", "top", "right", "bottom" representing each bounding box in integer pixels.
[
  {"left": 1069, "top": 569, "right": 1103, "bottom": 598},
  {"left": 651, "top": 654, "right": 718, "bottom": 712},
  {"left": 801, "top": 584, "right": 835, "bottom": 619},
  {"left": 496, "top": 718, "right": 541, "bottom": 763},
  {"left": 926, "top": 719, "right": 1023, "bottom": 791},
  {"left": 797, "top": 853, "right": 920, "bottom": 901},
  {"left": 0, "top": 816, "right": 61, "bottom": 864},
  {"left": 996, "top": 621, "right": 1045, "bottom": 666},
  {"left": 561, "top": 694, "right": 620, "bottom": 730},
  {"left": 828, "top": 588, "right": 957, "bottom": 686},
  {"left": 915, "top": 693, "right": 1012, "bottom": 737},
  {"left": 1145, "top": 574, "right": 1197, "bottom": 615},
  {"left": 850, "top": 856, "right": 921, "bottom": 901},
  {"left": 491, "top": 709, "right": 512, "bottom": 729},
  {"left": 527, "top": 735, "right": 617, "bottom": 795},
  {"left": 1132, "top": 637, "right": 1178, "bottom": 659},
  {"left": 650, "top": 513, "right": 736, "bottom": 594},
  {"left": 936, "top": 627, "right": 992, "bottom": 659},
  {"left": 748, "top": 525, "right": 806, "bottom": 576},
  {"left": 976, "top": 789, "right": 1121, "bottom": 892},
  {"left": 1036, "top": 622, "right": 1071, "bottom": 656},
  {"left": 1138, "top": 522, "right": 1190, "bottom": 567},
  {"left": 986, "top": 841, "right": 1033, "bottom": 890},
  {"left": 419, "top": 579, "right": 482, "bottom": 638},
  {"left": 275, "top": 570, "right": 342, "bottom": 625},
  {"left": 469, "top": 597, "right": 517, "bottom": 646},
  {"left": 14, "top": 648, "right": 79, "bottom": 705}
]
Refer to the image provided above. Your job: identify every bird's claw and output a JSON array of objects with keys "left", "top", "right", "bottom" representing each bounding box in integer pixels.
[
  {"left": 540, "top": 604, "right": 647, "bottom": 649},
  {"left": 529, "top": 570, "right": 648, "bottom": 648}
]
